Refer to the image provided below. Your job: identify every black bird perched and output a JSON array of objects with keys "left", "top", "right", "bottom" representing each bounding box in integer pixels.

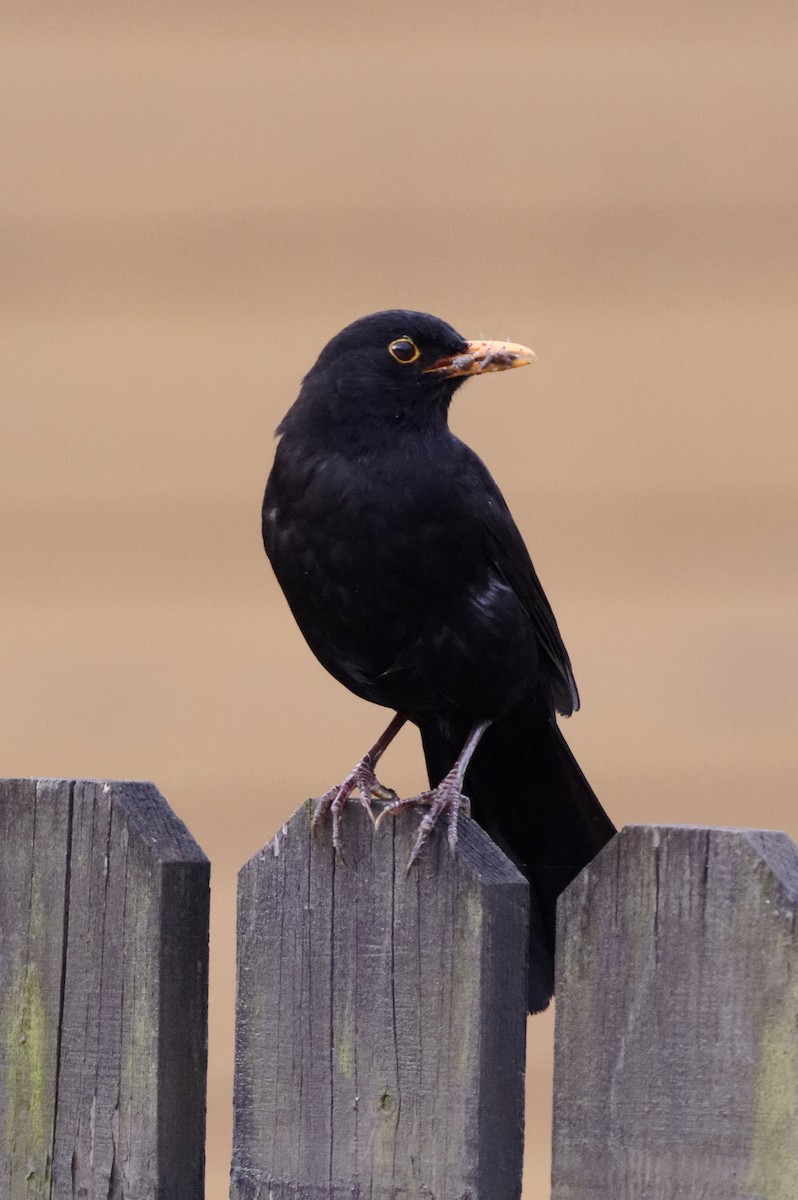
[{"left": 263, "top": 309, "right": 614, "bottom": 1010}]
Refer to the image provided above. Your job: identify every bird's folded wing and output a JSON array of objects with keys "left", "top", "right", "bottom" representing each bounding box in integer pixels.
[{"left": 481, "top": 493, "right": 580, "bottom": 717}]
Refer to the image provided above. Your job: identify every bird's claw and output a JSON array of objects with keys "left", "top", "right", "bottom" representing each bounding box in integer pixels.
[
  {"left": 376, "top": 775, "right": 470, "bottom": 871},
  {"left": 311, "top": 760, "right": 398, "bottom": 857}
]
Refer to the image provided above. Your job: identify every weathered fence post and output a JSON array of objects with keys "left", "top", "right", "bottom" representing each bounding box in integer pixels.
[
  {"left": 552, "top": 824, "right": 798, "bottom": 1199},
  {"left": 231, "top": 800, "right": 529, "bottom": 1200},
  {"left": 0, "top": 778, "right": 210, "bottom": 1199}
]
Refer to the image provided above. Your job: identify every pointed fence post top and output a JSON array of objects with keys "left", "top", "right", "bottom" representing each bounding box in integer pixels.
[
  {"left": 83, "top": 777, "right": 209, "bottom": 863},
  {"left": 244, "top": 794, "right": 528, "bottom": 884},
  {"left": 560, "top": 821, "right": 798, "bottom": 911}
]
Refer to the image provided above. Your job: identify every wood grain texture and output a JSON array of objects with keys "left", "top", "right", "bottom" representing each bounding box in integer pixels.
[
  {"left": 232, "top": 801, "right": 529, "bottom": 1200},
  {"left": 0, "top": 778, "right": 209, "bottom": 1200},
  {"left": 551, "top": 824, "right": 798, "bottom": 1200}
]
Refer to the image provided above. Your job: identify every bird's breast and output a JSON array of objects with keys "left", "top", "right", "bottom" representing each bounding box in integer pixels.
[{"left": 263, "top": 438, "right": 535, "bottom": 715}]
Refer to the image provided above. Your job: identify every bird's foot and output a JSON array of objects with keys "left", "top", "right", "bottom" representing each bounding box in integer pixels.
[
  {"left": 375, "top": 769, "right": 471, "bottom": 870},
  {"left": 312, "top": 757, "right": 398, "bottom": 858}
]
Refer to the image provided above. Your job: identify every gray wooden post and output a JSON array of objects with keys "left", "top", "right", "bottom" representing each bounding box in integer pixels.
[
  {"left": 0, "top": 778, "right": 209, "bottom": 1200},
  {"left": 231, "top": 800, "right": 529, "bottom": 1200},
  {"left": 551, "top": 824, "right": 798, "bottom": 1200}
]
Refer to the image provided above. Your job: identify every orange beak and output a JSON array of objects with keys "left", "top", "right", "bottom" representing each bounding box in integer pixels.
[{"left": 424, "top": 338, "right": 536, "bottom": 378}]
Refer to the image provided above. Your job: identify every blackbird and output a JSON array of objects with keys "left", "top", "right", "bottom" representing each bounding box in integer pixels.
[{"left": 263, "top": 309, "right": 615, "bottom": 1010}]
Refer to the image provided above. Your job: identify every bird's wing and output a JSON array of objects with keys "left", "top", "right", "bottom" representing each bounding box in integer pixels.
[{"left": 468, "top": 466, "right": 580, "bottom": 717}]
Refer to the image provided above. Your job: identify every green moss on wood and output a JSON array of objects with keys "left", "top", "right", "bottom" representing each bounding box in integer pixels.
[
  {"left": 335, "top": 1029, "right": 355, "bottom": 1082},
  {"left": 2, "top": 962, "right": 50, "bottom": 1173},
  {"left": 747, "top": 979, "right": 798, "bottom": 1200}
]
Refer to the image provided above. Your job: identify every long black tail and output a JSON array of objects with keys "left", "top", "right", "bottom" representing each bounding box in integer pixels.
[{"left": 419, "top": 702, "right": 615, "bottom": 1012}]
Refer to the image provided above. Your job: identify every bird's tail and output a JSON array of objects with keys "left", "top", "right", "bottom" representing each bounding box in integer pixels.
[{"left": 420, "top": 702, "right": 615, "bottom": 1012}]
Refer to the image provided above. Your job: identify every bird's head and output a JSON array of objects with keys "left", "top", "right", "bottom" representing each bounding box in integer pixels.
[{"left": 277, "top": 309, "right": 535, "bottom": 442}]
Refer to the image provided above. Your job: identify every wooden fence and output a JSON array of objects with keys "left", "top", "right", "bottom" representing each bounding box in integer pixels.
[{"left": 1, "top": 779, "right": 796, "bottom": 1199}]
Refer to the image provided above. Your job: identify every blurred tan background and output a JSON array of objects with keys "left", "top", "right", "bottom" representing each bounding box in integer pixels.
[{"left": 2, "top": 3, "right": 797, "bottom": 1196}]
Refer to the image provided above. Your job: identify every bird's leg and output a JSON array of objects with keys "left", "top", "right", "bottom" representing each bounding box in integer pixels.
[
  {"left": 376, "top": 719, "right": 491, "bottom": 869},
  {"left": 312, "top": 712, "right": 408, "bottom": 855}
]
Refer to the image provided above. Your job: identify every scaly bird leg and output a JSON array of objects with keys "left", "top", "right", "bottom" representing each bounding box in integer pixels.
[
  {"left": 312, "top": 712, "right": 408, "bottom": 857},
  {"left": 375, "top": 719, "right": 491, "bottom": 869}
]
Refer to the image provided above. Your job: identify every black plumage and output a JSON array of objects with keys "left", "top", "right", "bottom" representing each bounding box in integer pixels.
[{"left": 263, "top": 309, "right": 614, "bottom": 1010}]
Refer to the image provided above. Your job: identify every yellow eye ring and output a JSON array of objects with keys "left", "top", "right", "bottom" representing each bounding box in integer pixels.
[{"left": 388, "top": 337, "right": 421, "bottom": 365}]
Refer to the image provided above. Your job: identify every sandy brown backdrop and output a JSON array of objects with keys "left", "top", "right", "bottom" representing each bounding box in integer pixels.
[{"left": 2, "top": 4, "right": 797, "bottom": 1196}]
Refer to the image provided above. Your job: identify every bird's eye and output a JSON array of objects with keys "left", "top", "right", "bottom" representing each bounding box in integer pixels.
[{"left": 388, "top": 337, "right": 421, "bottom": 364}]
